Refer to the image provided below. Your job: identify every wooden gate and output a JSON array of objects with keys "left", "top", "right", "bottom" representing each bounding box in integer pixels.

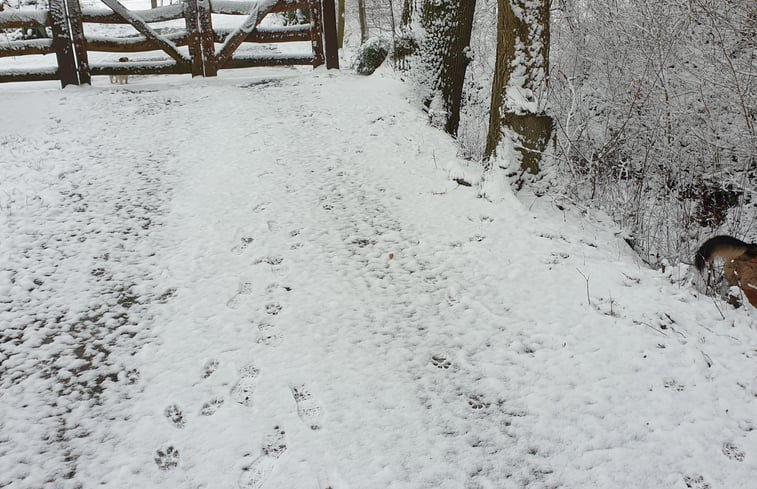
[{"left": 0, "top": 0, "right": 338, "bottom": 86}]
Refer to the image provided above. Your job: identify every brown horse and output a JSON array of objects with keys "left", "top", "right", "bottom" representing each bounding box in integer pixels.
[{"left": 695, "top": 235, "right": 757, "bottom": 307}]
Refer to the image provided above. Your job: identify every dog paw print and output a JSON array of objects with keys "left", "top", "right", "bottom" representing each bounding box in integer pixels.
[
  {"left": 164, "top": 404, "right": 186, "bottom": 428},
  {"left": 125, "top": 368, "right": 140, "bottom": 385},
  {"left": 155, "top": 445, "right": 179, "bottom": 471},
  {"left": 683, "top": 474, "right": 711, "bottom": 489},
  {"left": 663, "top": 378, "right": 685, "bottom": 391},
  {"left": 232, "top": 236, "right": 254, "bottom": 255},
  {"left": 722, "top": 442, "right": 745, "bottom": 462},
  {"left": 265, "top": 302, "right": 282, "bottom": 315},
  {"left": 467, "top": 395, "right": 490, "bottom": 411},
  {"left": 231, "top": 363, "right": 260, "bottom": 407},
  {"left": 431, "top": 355, "right": 451, "bottom": 369},
  {"left": 201, "top": 358, "right": 219, "bottom": 379},
  {"left": 200, "top": 397, "right": 225, "bottom": 416}
]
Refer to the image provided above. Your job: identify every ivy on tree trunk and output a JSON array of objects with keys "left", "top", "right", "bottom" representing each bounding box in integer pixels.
[{"left": 419, "top": 0, "right": 476, "bottom": 137}]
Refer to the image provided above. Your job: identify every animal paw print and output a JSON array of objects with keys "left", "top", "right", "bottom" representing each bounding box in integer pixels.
[
  {"left": 201, "top": 358, "right": 219, "bottom": 379},
  {"left": 431, "top": 355, "right": 451, "bottom": 369},
  {"left": 663, "top": 378, "right": 685, "bottom": 391},
  {"left": 291, "top": 385, "right": 324, "bottom": 431},
  {"left": 683, "top": 474, "right": 711, "bottom": 489},
  {"left": 155, "top": 445, "right": 179, "bottom": 470},
  {"left": 467, "top": 395, "right": 490, "bottom": 411},
  {"left": 722, "top": 442, "right": 745, "bottom": 462},
  {"left": 265, "top": 302, "right": 282, "bottom": 315},
  {"left": 164, "top": 404, "right": 186, "bottom": 428},
  {"left": 125, "top": 368, "right": 140, "bottom": 384},
  {"left": 231, "top": 363, "right": 260, "bottom": 407},
  {"left": 232, "top": 235, "right": 254, "bottom": 255}
]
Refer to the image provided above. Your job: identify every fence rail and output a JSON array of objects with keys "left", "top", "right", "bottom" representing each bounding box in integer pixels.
[{"left": 0, "top": 0, "right": 338, "bottom": 85}]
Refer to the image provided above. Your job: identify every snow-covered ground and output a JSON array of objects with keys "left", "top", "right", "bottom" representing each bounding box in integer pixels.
[{"left": 1, "top": 66, "right": 756, "bottom": 489}]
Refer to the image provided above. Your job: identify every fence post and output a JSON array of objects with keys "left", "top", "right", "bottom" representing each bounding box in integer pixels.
[
  {"left": 49, "top": 0, "right": 79, "bottom": 87},
  {"left": 183, "top": 0, "right": 204, "bottom": 76},
  {"left": 66, "top": 0, "right": 90, "bottom": 84},
  {"left": 321, "top": 0, "right": 339, "bottom": 69},
  {"left": 184, "top": 0, "right": 217, "bottom": 77},
  {"left": 307, "top": 0, "right": 324, "bottom": 68},
  {"left": 196, "top": 0, "right": 217, "bottom": 76}
]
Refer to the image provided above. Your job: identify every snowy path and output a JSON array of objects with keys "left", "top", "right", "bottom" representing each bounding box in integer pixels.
[{"left": 1, "top": 70, "right": 756, "bottom": 489}]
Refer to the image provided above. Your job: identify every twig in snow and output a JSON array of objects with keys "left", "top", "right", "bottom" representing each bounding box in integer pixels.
[{"left": 576, "top": 268, "right": 591, "bottom": 305}]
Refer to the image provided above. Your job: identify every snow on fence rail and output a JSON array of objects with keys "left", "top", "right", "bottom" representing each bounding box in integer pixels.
[{"left": 0, "top": 0, "right": 338, "bottom": 86}]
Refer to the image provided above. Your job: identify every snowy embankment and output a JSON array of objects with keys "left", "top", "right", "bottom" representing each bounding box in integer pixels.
[{"left": 0, "top": 69, "right": 755, "bottom": 489}]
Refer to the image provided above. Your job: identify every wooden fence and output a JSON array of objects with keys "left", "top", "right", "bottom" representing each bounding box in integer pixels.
[{"left": 0, "top": 0, "right": 338, "bottom": 86}]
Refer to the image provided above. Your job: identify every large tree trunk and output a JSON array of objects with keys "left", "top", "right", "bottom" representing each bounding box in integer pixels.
[
  {"left": 337, "top": 0, "right": 345, "bottom": 48},
  {"left": 419, "top": 0, "right": 476, "bottom": 137},
  {"left": 485, "top": 0, "right": 552, "bottom": 174},
  {"left": 357, "top": 0, "right": 368, "bottom": 43}
]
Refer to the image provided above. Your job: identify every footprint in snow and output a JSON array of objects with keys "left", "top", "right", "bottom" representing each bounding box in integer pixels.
[
  {"left": 201, "top": 397, "right": 225, "bottom": 416},
  {"left": 467, "top": 394, "right": 490, "bottom": 411},
  {"left": 231, "top": 363, "right": 260, "bottom": 407},
  {"left": 254, "top": 256, "right": 284, "bottom": 266},
  {"left": 232, "top": 236, "right": 254, "bottom": 255},
  {"left": 431, "top": 355, "right": 452, "bottom": 370},
  {"left": 683, "top": 474, "right": 711, "bottom": 489},
  {"left": 291, "top": 385, "right": 324, "bottom": 431},
  {"left": 663, "top": 378, "right": 685, "bottom": 391},
  {"left": 202, "top": 358, "right": 219, "bottom": 379},
  {"left": 722, "top": 442, "right": 745, "bottom": 462},
  {"left": 227, "top": 281, "right": 254, "bottom": 309},
  {"left": 256, "top": 319, "right": 283, "bottom": 347},
  {"left": 265, "top": 302, "right": 282, "bottom": 316},
  {"left": 155, "top": 445, "right": 179, "bottom": 470},
  {"left": 164, "top": 404, "right": 186, "bottom": 428},
  {"left": 238, "top": 426, "right": 287, "bottom": 489}
]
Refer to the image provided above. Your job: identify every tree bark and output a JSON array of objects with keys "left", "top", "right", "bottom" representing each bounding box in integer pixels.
[
  {"left": 337, "top": 0, "right": 345, "bottom": 48},
  {"left": 485, "top": 0, "right": 552, "bottom": 174},
  {"left": 357, "top": 0, "right": 368, "bottom": 43},
  {"left": 419, "top": 0, "right": 476, "bottom": 137}
]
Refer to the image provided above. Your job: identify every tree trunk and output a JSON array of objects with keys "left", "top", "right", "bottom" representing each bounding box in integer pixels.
[
  {"left": 485, "top": 0, "right": 552, "bottom": 174},
  {"left": 337, "top": 0, "right": 345, "bottom": 48},
  {"left": 357, "top": 0, "right": 368, "bottom": 43},
  {"left": 419, "top": 0, "right": 476, "bottom": 137}
]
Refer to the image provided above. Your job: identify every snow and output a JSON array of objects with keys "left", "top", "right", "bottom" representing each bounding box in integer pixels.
[{"left": 1, "top": 67, "right": 756, "bottom": 489}]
